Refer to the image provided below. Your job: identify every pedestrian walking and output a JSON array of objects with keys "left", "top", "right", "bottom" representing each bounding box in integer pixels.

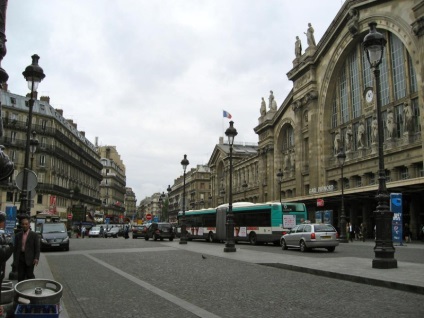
[
  {"left": 81, "top": 225, "right": 86, "bottom": 239},
  {"left": 100, "top": 225, "right": 104, "bottom": 238},
  {"left": 404, "top": 223, "right": 411, "bottom": 243},
  {"left": 13, "top": 216, "right": 41, "bottom": 282},
  {"left": 360, "top": 223, "right": 367, "bottom": 242}
]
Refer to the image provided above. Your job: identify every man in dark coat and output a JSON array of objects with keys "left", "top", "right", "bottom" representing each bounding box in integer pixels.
[{"left": 13, "top": 216, "right": 40, "bottom": 282}]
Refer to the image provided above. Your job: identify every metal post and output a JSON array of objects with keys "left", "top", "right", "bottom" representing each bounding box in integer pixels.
[
  {"left": 363, "top": 22, "right": 397, "bottom": 268},
  {"left": 180, "top": 155, "right": 189, "bottom": 244},
  {"left": 224, "top": 121, "right": 237, "bottom": 252},
  {"left": 337, "top": 149, "right": 348, "bottom": 243}
]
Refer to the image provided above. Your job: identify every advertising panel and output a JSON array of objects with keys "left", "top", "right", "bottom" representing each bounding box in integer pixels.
[{"left": 390, "top": 193, "right": 403, "bottom": 245}]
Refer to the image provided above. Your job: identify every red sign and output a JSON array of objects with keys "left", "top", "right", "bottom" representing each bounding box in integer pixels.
[
  {"left": 67, "top": 214, "right": 73, "bottom": 220},
  {"left": 146, "top": 213, "right": 152, "bottom": 220},
  {"left": 317, "top": 199, "right": 324, "bottom": 207}
]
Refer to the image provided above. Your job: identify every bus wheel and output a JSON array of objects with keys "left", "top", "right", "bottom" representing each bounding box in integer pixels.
[
  {"left": 249, "top": 232, "right": 257, "bottom": 245},
  {"left": 207, "top": 233, "right": 214, "bottom": 243}
]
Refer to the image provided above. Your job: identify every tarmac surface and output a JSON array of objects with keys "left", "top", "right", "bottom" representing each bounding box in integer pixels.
[{"left": 5, "top": 239, "right": 424, "bottom": 318}]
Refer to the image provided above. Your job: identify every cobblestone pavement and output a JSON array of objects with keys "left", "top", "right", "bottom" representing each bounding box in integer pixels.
[{"left": 7, "top": 238, "right": 424, "bottom": 318}]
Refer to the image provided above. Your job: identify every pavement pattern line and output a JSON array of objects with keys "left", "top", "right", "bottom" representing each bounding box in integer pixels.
[{"left": 84, "top": 253, "right": 222, "bottom": 318}]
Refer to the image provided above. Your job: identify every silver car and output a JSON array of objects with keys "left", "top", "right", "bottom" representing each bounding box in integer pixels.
[{"left": 281, "top": 223, "right": 339, "bottom": 252}]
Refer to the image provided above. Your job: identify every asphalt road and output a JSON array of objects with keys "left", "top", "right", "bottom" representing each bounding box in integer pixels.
[{"left": 43, "top": 237, "right": 424, "bottom": 318}]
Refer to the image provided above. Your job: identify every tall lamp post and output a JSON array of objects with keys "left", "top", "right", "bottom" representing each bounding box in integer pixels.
[
  {"left": 29, "top": 131, "right": 39, "bottom": 170},
  {"left": 167, "top": 185, "right": 172, "bottom": 222},
  {"left": 276, "top": 169, "right": 283, "bottom": 203},
  {"left": 363, "top": 22, "right": 397, "bottom": 269},
  {"left": 337, "top": 148, "right": 348, "bottom": 243},
  {"left": 19, "top": 54, "right": 45, "bottom": 218},
  {"left": 224, "top": 121, "right": 237, "bottom": 253},
  {"left": 242, "top": 180, "right": 248, "bottom": 201},
  {"left": 180, "top": 154, "right": 189, "bottom": 244}
]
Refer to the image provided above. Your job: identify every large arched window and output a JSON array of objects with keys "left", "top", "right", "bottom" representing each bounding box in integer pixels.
[
  {"left": 331, "top": 31, "right": 419, "bottom": 149},
  {"left": 282, "top": 125, "right": 294, "bottom": 151}
]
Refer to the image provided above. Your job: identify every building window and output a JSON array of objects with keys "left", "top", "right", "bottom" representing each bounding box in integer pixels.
[
  {"left": 10, "top": 131, "right": 17, "bottom": 143},
  {"left": 37, "top": 194, "right": 43, "bottom": 204},
  {"left": 39, "top": 155, "right": 46, "bottom": 167},
  {"left": 394, "top": 104, "right": 404, "bottom": 137},
  {"left": 400, "top": 166, "right": 409, "bottom": 180},
  {"left": 282, "top": 125, "right": 294, "bottom": 151},
  {"left": 331, "top": 31, "right": 416, "bottom": 141},
  {"left": 365, "top": 117, "right": 372, "bottom": 146},
  {"left": 411, "top": 98, "right": 421, "bottom": 133},
  {"left": 10, "top": 97, "right": 16, "bottom": 105}
]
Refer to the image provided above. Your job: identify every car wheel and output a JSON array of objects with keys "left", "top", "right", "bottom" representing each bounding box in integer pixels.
[
  {"left": 300, "top": 240, "right": 308, "bottom": 252},
  {"left": 160, "top": 237, "right": 164, "bottom": 241},
  {"left": 145, "top": 235, "right": 149, "bottom": 241},
  {"left": 327, "top": 247, "right": 336, "bottom": 252},
  {"left": 281, "top": 239, "right": 288, "bottom": 250},
  {"left": 153, "top": 234, "right": 158, "bottom": 241},
  {"left": 169, "top": 238, "right": 173, "bottom": 241},
  {"left": 207, "top": 232, "right": 214, "bottom": 243},
  {"left": 249, "top": 232, "right": 257, "bottom": 245}
]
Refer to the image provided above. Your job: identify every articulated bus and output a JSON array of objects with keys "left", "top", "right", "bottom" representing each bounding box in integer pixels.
[{"left": 177, "top": 201, "right": 307, "bottom": 245}]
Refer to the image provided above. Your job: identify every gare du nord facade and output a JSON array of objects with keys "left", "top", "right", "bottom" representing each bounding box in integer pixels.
[{"left": 208, "top": 0, "right": 424, "bottom": 239}]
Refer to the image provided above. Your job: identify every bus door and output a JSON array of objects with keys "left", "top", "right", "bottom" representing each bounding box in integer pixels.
[{"left": 216, "top": 207, "right": 227, "bottom": 240}]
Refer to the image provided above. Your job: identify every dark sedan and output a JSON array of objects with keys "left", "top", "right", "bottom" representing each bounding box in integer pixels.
[{"left": 132, "top": 225, "right": 147, "bottom": 239}]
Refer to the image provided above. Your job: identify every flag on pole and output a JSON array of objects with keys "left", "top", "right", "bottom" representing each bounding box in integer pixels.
[{"left": 223, "top": 110, "right": 232, "bottom": 119}]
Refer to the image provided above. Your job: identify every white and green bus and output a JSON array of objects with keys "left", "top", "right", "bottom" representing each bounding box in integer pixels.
[{"left": 178, "top": 201, "right": 307, "bottom": 245}]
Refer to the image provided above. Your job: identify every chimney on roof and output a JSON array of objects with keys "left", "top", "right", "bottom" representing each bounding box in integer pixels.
[
  {"left": 56, "top": 109, "right": 63, "bottom": 116},
  {"left": 80, "top": 131, "right": 85, "bottom": 137},
  {"left": 26, "top": 92, "right": 38, "bottom": 99},
  {"left": 219, "top": 137, "right": 224, "bottom": 144},
  {"left": 40, "top": 96, "right": 50, "bottom": 103}
]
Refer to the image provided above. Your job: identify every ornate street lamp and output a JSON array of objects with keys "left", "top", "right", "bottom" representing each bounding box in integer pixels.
[
  {"left": 337, "top": 148, "right": 348, "bottom": 243},
  {"left": 224, "top": 121, "right": 237, "bottom": 253},
  {"left": 158, "top": 195, "right": 163, "bottom": 222},
  {"left": 19, "top": 54, "right": 45, "bottom": 218},
  {"left": 242, "top": 180, "right": 248, "bottom": 201},
  {"left": 180, "top": 154, "right": 189, "bottom": 244},
  {"left": 29, "top": 131, "right": 39, "bottom": 170},
  {"left": 363, "top": 22, "right": 397, "bottom": 268},
  {"left": 167, "top": 185, "right": 172, "bottom": 222},
  {"left": 276, "top": 169, "right": 283, "bottom": 203}
]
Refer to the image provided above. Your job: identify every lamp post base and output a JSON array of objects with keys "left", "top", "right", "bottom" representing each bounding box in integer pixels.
[
  {"left": 372, "top": 257, "right": 397, "bottom": 269},
  {"left": 179, "top": 238, "right": 188, "bottom": 245},
  {"left": 224, "top": 244, "right": 236, "bottom": 252}
]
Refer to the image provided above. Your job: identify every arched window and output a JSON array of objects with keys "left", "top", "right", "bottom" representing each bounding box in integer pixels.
[
  {"left": 331, "top": 31, "right": 419, "bottom": 142},
  {"left": 282, "top": 125, "right": 294, "bottom": 151}
]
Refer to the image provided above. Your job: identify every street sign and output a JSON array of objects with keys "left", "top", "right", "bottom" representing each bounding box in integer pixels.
[
  {"left": 15, "top": 170, "right": 38, "bottom": 191},
  {"left": 146, "top": 213, "right": 152, "bottom": 220},
  {"left": 317, "top": 199, "right": 324, "bottom": 207},
  {"left": 67, "top": 214, "right": 73, "bottom": 220}
]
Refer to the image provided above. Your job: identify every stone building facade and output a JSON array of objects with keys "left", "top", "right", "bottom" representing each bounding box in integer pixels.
[
  {"left": 208, "top": 0, "right": 424, "bottom": 239},
  {"left": 98, "top": 146, "right": 127, "bottom": 220},
  {"left": 0, "top": 88, "right": 103, "bottom": 218}
]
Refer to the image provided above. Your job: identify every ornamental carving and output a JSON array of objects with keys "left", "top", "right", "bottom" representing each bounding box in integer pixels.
[
  {"left": 411, "top": 16, "right": 424, "bottom": 36},
  {"left": 292, "top": 90, "right": 318, "bottom": 111}
]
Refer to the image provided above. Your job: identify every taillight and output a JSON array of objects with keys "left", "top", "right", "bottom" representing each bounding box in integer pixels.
[
  {"left": 336, "top": 232, "right": 340, "bottom": 239},
  {"left": 282, "top": 231, "right": 288, "bottom": 235},
  {"left": 311, "top": 233, "right": 316, "bottom": 239}
]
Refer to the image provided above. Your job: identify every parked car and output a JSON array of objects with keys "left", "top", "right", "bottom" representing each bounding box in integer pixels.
[
  {"left": 104, "top": 227, "right": 120, "bottom": 238},
  {"left": 88, "top": 226, "right": 101, "bottom": 238},
  {"left": 145, "top": 222, "right": 175, "bottom": 241},
  {"left": 39, "top": 222, "right": 70, "bottom": 252},
  {"left": 281, "top": 223, "right": 339, "bottom": 252},
  {"left": 132, "top": 225, "right": 147, "bottom": 239}
]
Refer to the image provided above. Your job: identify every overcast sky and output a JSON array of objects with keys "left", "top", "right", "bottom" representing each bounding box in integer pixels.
[{"left": 4, "top": 0, "right": 344, "bottom": 201}]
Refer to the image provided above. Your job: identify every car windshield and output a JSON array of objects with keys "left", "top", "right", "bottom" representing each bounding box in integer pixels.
[
  {"left": 91, "top": 227, "right": 100, "bottom": 231},
  {"left": 314, "top": 224, "right": 336, "bottom": 232},
  {"left": 43, "top": 224, "right": 66, "bottom": 233}
]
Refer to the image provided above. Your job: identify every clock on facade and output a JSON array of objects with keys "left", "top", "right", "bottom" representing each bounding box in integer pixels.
[{"left": 365, "top": 88, "right": 374, "bottom": 103}]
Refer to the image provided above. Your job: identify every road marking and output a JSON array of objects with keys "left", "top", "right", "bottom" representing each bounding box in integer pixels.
[{"left": 85, "top": 254, "right": 222, "bottom": 318}]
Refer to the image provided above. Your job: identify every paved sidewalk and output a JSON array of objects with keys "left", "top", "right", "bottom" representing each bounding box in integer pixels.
[
  {"left": 165, "top": 241, "right": 424, "bottom": 295},
  {"left": 5, "top": 240, "right": 424, "bottom": 317}
]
